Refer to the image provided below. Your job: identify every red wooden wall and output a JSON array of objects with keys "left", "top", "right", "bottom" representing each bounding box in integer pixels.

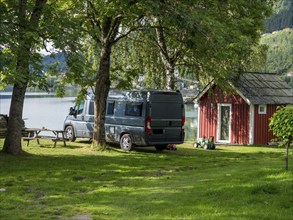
[
  {"left": 198, "top": 86, "right": 249, "bottom": 144},
  {"left": 198, "top": 85, "right": 279, "bottom": 145},
  {"left": 253, "top": 104, "right": 277, "bottom": 145}
]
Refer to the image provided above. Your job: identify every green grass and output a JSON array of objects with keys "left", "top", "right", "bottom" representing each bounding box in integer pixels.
[{"left": 0, "top": 139, "right": 292, "bottom": 220}]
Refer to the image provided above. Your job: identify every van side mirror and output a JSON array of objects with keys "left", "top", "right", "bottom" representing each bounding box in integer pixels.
[{"left": 69, "top": 107, "right": 77, "bottom": 116}]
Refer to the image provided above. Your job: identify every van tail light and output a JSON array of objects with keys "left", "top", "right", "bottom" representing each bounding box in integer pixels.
[
  {"left": 182, "top": 116, "right": 185, "bottom": 132},
  {"left": 146, "top": 116, "right": 151, "bottom": 133}
]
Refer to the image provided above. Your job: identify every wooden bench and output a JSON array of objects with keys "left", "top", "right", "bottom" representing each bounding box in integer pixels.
[
  {"left": 0, "top": 114, "right": 28, "bottom": 138},
  {"left": 23, "top": 128, "right": 67, "bottom": 147}
]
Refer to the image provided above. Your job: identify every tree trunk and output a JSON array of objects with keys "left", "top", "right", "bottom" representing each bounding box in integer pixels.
[
  {"left": 155, "top": 19, "right": 176, "bottom": 90},
  {"left": 92, "top": 44, "right": 111, "bottom": 148},
  {"left": 2, "top": 0, "right": 47, "bottom": 155},
  {"left": 285, "top": 142, "right": 289, "bottom": 170},
  {"left": 91, "top": 16, "right": 121, "bottom": 148},
  {"left": 3, "top": 84, "right": 27, "bottom": 155},
  {"left": 3, "top": 50, "right": 29, "bottom": 155},
  {"left": 165, "top": 64, "right": 176, "bottom": 90}
]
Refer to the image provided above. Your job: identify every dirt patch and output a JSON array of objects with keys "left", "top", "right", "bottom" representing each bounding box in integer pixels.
[{"left": 71, "top": 214, "right": 92, "bottom": 220}]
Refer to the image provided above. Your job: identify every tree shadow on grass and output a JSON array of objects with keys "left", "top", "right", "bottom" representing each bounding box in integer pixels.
[{"left": 0, "top": 144, "right": 292, "bottom": 219}]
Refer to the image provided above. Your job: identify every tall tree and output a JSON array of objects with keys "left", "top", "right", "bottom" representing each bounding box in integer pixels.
[
  {"left": 1, "top": 0, "right": 48, "bottom": 155},
  {"left": 0, "top": 0, "right": 74, "bottom": 155},
  {"left": 140, "top": 0, "right": 274, "bottom": 89},
  {"left": 62, "top": 0, "right": 156, "bottom": 147}
]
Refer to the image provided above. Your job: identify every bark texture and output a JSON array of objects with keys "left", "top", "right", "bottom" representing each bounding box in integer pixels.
[
  {"left": 93, "top": 46, "right": 111, "bottom": 146},
  {"left": 155, "top": 19, "right": 177, "bottom": 90},
  {"left": 92, "top": 16, "right": 120, "bottom": 147}
]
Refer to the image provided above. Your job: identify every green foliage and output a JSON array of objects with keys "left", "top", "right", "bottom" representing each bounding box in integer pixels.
[
  {"left": 260, "top": 28, "right": 293, "bottom": 74},
  {"left": 282, "top": 74, "right": 293, "bottom": 88},
  {"left": 269, "top": 105, "right": 293, "bottom": 146},
  {"left": 0, "top": 141, "right": 292, "bottom": 219},
  {"left": 245, "top": 44, "right": 269, "bottom": 72},
  {"left": 113, "top": 0, "right": 274, "bottom": 89},
  {"left": 0, "top": 0, "right": 73, "bottom": 91}
]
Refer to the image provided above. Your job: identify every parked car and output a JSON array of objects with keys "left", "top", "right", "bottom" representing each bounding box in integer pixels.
[{"left": 63, "top": 90, "right": 185, "bottom": 151}]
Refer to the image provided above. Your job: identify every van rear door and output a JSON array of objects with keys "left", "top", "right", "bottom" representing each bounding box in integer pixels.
[{"left": 149, "top": 92, "right": 184, "bottom": 144}]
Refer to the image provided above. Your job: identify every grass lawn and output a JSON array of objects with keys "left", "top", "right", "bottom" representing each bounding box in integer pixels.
[{"left": 0, "top": 139, "right": 292, "bottom": 220}]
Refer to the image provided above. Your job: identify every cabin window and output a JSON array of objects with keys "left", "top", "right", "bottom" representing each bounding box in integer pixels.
[
  {"left": 258, "top": 105, "right": 267, "bottom": 114},
  {"left": 107, "top": 102, "right": 115, "bottom": 115},
  {"left": 125, "top": 103, "right": 142, "bottom": 117}
]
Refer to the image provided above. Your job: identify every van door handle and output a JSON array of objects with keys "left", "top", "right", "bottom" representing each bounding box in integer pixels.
[{"left": 82, "top": 116, "right": 84, "bottom": 121}]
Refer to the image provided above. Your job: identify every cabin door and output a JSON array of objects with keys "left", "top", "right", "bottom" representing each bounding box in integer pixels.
[{"left": 217, "top": 104, "right": 231, "bottom": 143}]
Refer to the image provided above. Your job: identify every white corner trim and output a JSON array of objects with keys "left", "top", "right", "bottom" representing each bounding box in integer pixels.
[
  {"left": 194, "top": 81, "right": 214, "bottom": 103},
  {"left": 249, "top": 105, "right": 255, "bottom": 145},
  {"left": 228, "top": 82, "right": 251, "bottom": 105},
  {"left": 197, "top": 106, "right": 200, "bottom": 140}
]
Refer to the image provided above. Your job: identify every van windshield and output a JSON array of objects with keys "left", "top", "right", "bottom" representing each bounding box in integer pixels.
[{"left": 75, "top": 101, "right": 84, "bottom": 115}]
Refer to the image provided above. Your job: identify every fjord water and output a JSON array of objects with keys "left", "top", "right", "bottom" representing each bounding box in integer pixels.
[
  {"left": 0, "top": 93, "right": 198, "bottom": 140},
  {"left": 0, "top": 94, "right": 75, "bottom": 130}
]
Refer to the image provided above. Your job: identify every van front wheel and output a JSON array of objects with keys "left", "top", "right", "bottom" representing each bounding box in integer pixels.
[
  {"left": 64, "top": 126, "right": 76, "bottom": 142},
  {"left": 120, "top": 134, "right": 133, "bottom": 151}
]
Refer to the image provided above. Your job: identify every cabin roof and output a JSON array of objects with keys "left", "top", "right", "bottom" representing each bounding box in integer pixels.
[{"left": 196, "top": 72, "right": 293, "bottom": 105}]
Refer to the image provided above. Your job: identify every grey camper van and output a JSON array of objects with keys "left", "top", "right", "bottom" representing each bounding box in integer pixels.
[{"left": 63, "top": 90, "right": 185, "bottom": 151}]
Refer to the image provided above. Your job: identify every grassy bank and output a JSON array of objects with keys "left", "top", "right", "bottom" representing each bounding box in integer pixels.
[{"left": 0, "top": 140, "right": 292, "bottom": 220}]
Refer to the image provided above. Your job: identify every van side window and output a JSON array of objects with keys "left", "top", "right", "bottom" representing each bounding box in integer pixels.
[
  {"left": 107, "top": 102, "right": 115, "bottom": 115},
  {"left": 125, "top": 103, "right": 142, "bottom": 117},
  {"left": 77, "top": 101, "right": 85, "bottom": 114},
  {"left": 89, "top": 101, "right": 94, "bottom": 115}
]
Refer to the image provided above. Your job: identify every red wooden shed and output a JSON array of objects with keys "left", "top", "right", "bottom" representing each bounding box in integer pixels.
[{"left": 195, "top": 72, "right": 293, "bottom": 145}]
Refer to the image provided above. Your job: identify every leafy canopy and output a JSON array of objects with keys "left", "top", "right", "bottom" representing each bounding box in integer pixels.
[{"left": 269, "top": 105, "right": 293, "bottom": 146}]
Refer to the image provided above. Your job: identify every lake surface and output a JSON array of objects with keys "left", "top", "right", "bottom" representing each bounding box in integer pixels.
[
  {"left": 0, "top": 95, "right": 75, "bottom": 130},
  {"left": 0, "top": 93, "right": 198, "bottom": 140}
]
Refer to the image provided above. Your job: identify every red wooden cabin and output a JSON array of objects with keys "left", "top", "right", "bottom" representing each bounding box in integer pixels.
[{"left": 195, "top": 73, "right": 293, "bottom": 145}]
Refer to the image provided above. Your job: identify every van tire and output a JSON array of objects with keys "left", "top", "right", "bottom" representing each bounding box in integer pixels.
[
  {"left": 155, "top": 145, "right": 167, "bottom": 151},
  {"left": 65, "top": 126, "right": 76, "bottom": 142},
  {"left": 120, "top": 134, "right": 133, "bottom": 151}
]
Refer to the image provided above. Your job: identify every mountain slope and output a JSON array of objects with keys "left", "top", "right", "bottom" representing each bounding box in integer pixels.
[
  {"left": 260, "top": 28, "right": 293, "bottom": 74},
  {"left": 265, "top": 0, "right": 293, "bottom": 33}
]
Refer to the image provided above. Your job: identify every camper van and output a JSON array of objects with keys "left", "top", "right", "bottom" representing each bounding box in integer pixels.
[{"left": 63, "top": 90, "right": 185, "bottom": 151}]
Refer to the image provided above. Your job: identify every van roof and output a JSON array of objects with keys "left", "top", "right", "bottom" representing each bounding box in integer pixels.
[{"left": 87, "top": 90, "right": 182, "bottom": 101}]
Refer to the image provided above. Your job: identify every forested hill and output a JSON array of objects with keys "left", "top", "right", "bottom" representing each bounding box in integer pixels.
[
  {"left": 260, "top": 0, "right": 293, "bottom": 79},
  {"left": 260, "top": 28, "right": 293, "bottom": 74},
  {"left": 265, "top": 0, "right": 293, "bottom": 33}
]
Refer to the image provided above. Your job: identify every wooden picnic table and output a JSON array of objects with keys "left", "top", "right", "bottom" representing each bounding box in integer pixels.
[{"left": 23, "top": 128, "right": 67, "bottom": 147}]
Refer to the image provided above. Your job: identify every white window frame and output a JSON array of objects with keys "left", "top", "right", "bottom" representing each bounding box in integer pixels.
[
  {"left": 217, "top": 104, "right": 232, "bottom": 143},
  {"left": 258, "top": 104, "right": 267, "bottom": 114},
  {"left": 249, "top": 105, "right": 255, "bottom": 145}
]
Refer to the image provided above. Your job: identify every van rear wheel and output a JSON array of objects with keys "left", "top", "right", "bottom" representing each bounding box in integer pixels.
[
  {"left": 65, "top": 126, "right": 76, "bottom": 142},
  {"left": 120, "top": 134, "right": 133, "bottom": 151}
]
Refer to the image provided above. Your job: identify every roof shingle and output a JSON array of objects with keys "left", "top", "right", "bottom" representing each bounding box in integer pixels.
[{"left": 232, "top": 73, "right": 293, "bottom": 104}]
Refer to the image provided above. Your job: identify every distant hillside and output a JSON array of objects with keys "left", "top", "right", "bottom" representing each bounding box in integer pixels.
[
  {"left": 42, "top": 52, "right": 67, "bottom": 72},
  {"left": 265, "top": 0, "right": 293, "bottom": 33},
  {"left": 260, "top": 28, "right": 293, "bottom": 74}
]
